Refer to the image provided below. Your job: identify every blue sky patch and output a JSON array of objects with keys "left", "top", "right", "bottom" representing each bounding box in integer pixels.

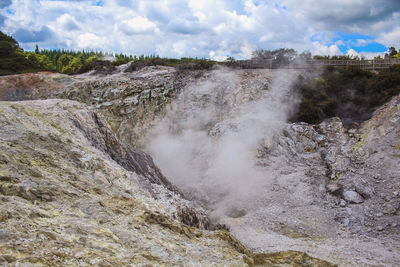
[
  {"left": 351, "top": 42, "right": 387, "bottom": 53},
  {"left": 6, "top": 9, "right": 15, "bottom": 15},
  {"left": 332, "top": 32, "right": 387, "bottom": 53},
  {"left": 332, "top": 32, "right": 373, "bottom": 44},
  {"left": 225, "top": 0, "right": 246, "bottom": 15},
  {"left": 273, "top": 2, "right": 287, "bottom": 11},
  {"left": 94, "top": 0, "right": 104, "bottom": 7}
]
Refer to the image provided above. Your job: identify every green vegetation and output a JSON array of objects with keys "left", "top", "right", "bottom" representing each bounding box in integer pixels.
[
  {"left": 312, "top": 54, "right": 361, "bottom": 60},
  {"left": 292, "top": 65, "right": 400, "bottom": 125},
  {"left": 0, "top": 31, "right": 40, "bottom": 75},
  {"left": 125, "top": 55, "right": 217, "bottom": 72},
  {"left": 0, "top": 31, "right": 216, "bottom": 76},
  {"left": 0, "top": 31, "right": 132, "bottom": 75},
  {"left": 385, "top": 47, "right": 400, "bottom": 58},
  {"left": 251, "top": 48, "right": 299, "bottom": 67},
  {"left": 250, "top": 48, "right": 372, "bottom": 65},
  {"left": 34, "top": 49, "right": 132, "bottom": 74}
]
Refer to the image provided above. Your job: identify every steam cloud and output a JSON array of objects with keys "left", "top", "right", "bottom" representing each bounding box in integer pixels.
[{"left": 145, "top": 67, "right": 299, "bottom": 218}]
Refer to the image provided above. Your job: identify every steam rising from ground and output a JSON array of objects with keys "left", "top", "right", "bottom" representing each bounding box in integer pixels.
[{"left": 146, "top": 68, "right": 299, "bottom": 217}]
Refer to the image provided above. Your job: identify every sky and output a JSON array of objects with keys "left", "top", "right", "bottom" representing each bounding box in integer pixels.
[{"left": 0, "top": 0, "right": 399, "bottom": 60}]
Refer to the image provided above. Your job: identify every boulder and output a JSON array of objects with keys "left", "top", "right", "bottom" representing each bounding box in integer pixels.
[{"left": 343, "top": 190, "right": 364, "bottom": 204}]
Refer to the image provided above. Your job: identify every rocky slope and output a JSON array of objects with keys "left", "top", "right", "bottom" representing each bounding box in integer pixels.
[
  {"left": 0, "top": 99, "right": 248, "bottom": 266},
  {"left": 225, "top": 99, "right": 400, "bottom": 266},
  {"left": 0, "top": 99, "right": 337, "bottom": 266},
  {"left": 0, "top": 66, "right": 399, "bottom": 266}
]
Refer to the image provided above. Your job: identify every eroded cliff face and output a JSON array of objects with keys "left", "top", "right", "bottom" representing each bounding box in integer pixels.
[
  {"left": 0, "top": 66, "right": 399, "bottom": 266},
  {"left": 0, "top": 66, "right": 198, "bottom": 149}
]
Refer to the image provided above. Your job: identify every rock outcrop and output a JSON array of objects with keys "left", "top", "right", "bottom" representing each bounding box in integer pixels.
[
  {"left": 0, "top": 99, "right": 246, "bottom": 266},
  {"left": 0, "top": 66, "right": 200, "bottom": 148},
  {"left": 229, "top": 96, "right": 400, "bottom": 266}
]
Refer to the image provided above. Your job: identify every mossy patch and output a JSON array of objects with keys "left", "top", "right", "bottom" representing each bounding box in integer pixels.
[
  {"left": 273, "top": 222, "right": 310, "bottom": 239},
  {"left": 390, "top": 105, "right": 398, "bottom": 115},
  {"left": 12, "top": 104, "right": 67, "bottom": 134},
  {"left": 106, "top": 117, "right": 120, "bottom": 133},
  {"left": 353, "top": 124, "right": 372, "bottom": 151},
  {"left": 395, "top": 142, "right": 400, "bottom": 150},
  {"left": 210, "top": 230, "right": 253, "bottom": 258},
  {"left": 253, "top": 250, "right": 337, "bottom": 267},
  {"left": 142, "top": 211, "right": 200, "bottom": 239}
]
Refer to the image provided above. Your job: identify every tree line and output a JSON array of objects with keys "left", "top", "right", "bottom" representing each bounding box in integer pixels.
[
  {"left": 0, "top": 31, "right": 135, "bottom": 75},
  {"left": 0, "top": 31, "right": 217, "bottom": 76}
]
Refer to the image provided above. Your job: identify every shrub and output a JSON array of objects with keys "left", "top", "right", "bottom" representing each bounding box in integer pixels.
[{"left": 291, "top": 65, "right": 400, "bottom": 125}]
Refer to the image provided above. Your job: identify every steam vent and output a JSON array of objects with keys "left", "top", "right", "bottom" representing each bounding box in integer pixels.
[
  {"left": 1, "top": 3, "right": 400, "bottom": 265},
  {"left": 0, "top": 64, "right": 398, "bottom": 266}
]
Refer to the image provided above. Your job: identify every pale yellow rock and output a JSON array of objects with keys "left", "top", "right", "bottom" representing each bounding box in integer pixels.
[{"left": 0, "top": 99, "right": 249, "bottom": 266}]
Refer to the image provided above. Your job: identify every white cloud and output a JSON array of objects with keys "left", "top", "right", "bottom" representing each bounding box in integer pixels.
[
  {"left": 119, "top": 16, "right": 158, "bottom": 35},
  {"left": 57, "top": 14, "right": 79, "bottom": 31},
  {"left": 313, "top": 43, "right": 343, "bottom": 56},
  {"left": 346, "top": 48, "right": 360, "bottom": 58},
  {"left": 284, "top": 0, "right": 400, "bottom": 33},
  {"left": 172, "top": 40, "right": 188, "bottom": 56},
  {"left": 0, "top": 0, "right": 399, "bottom": 58},
  {"left": 77, "top": 32, "right": 108, "bottom": 49},
  {"left": 209, "top": 51, "right": 228, "bottom": 61},
  {"left": 239, "top": 41, "right": 256, "bottom": 59},
  {"left": 259, "top": 33, "right": 275, "bottom": 43},
  {"left": 377, "top": 27, "right": 400, "bottom": 48},
  {"left": 359, "top": 51, "right": 385, "bottom": 59},
  {"left": 346, "top": 49, "right": 385, "bottom": 59},
  {"left": 346, "top": 48, "right": 386, "bottom": 59}
]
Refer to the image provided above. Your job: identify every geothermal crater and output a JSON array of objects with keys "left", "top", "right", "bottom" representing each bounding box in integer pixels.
[{"left": 0, "top": 66, "right": 399, "bottom": 266}]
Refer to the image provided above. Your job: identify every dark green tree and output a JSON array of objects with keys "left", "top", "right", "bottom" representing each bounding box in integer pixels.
[
  {"left": 389, "top": 47, "right": 398, "bottom": 57},
  {"left": 385, "top": 47, "right": 398, "bottom": 58},
  {"left": 0, "top": 31, "right": 35, "bottom": 75}
]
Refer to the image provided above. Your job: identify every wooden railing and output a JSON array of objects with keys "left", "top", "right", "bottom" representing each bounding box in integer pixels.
[
  {"left": 235, "top": 58, "right": 400, "bottom": 70},
  {"left": 306, "top": 59, "right": 400, "bottom": 70}
]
